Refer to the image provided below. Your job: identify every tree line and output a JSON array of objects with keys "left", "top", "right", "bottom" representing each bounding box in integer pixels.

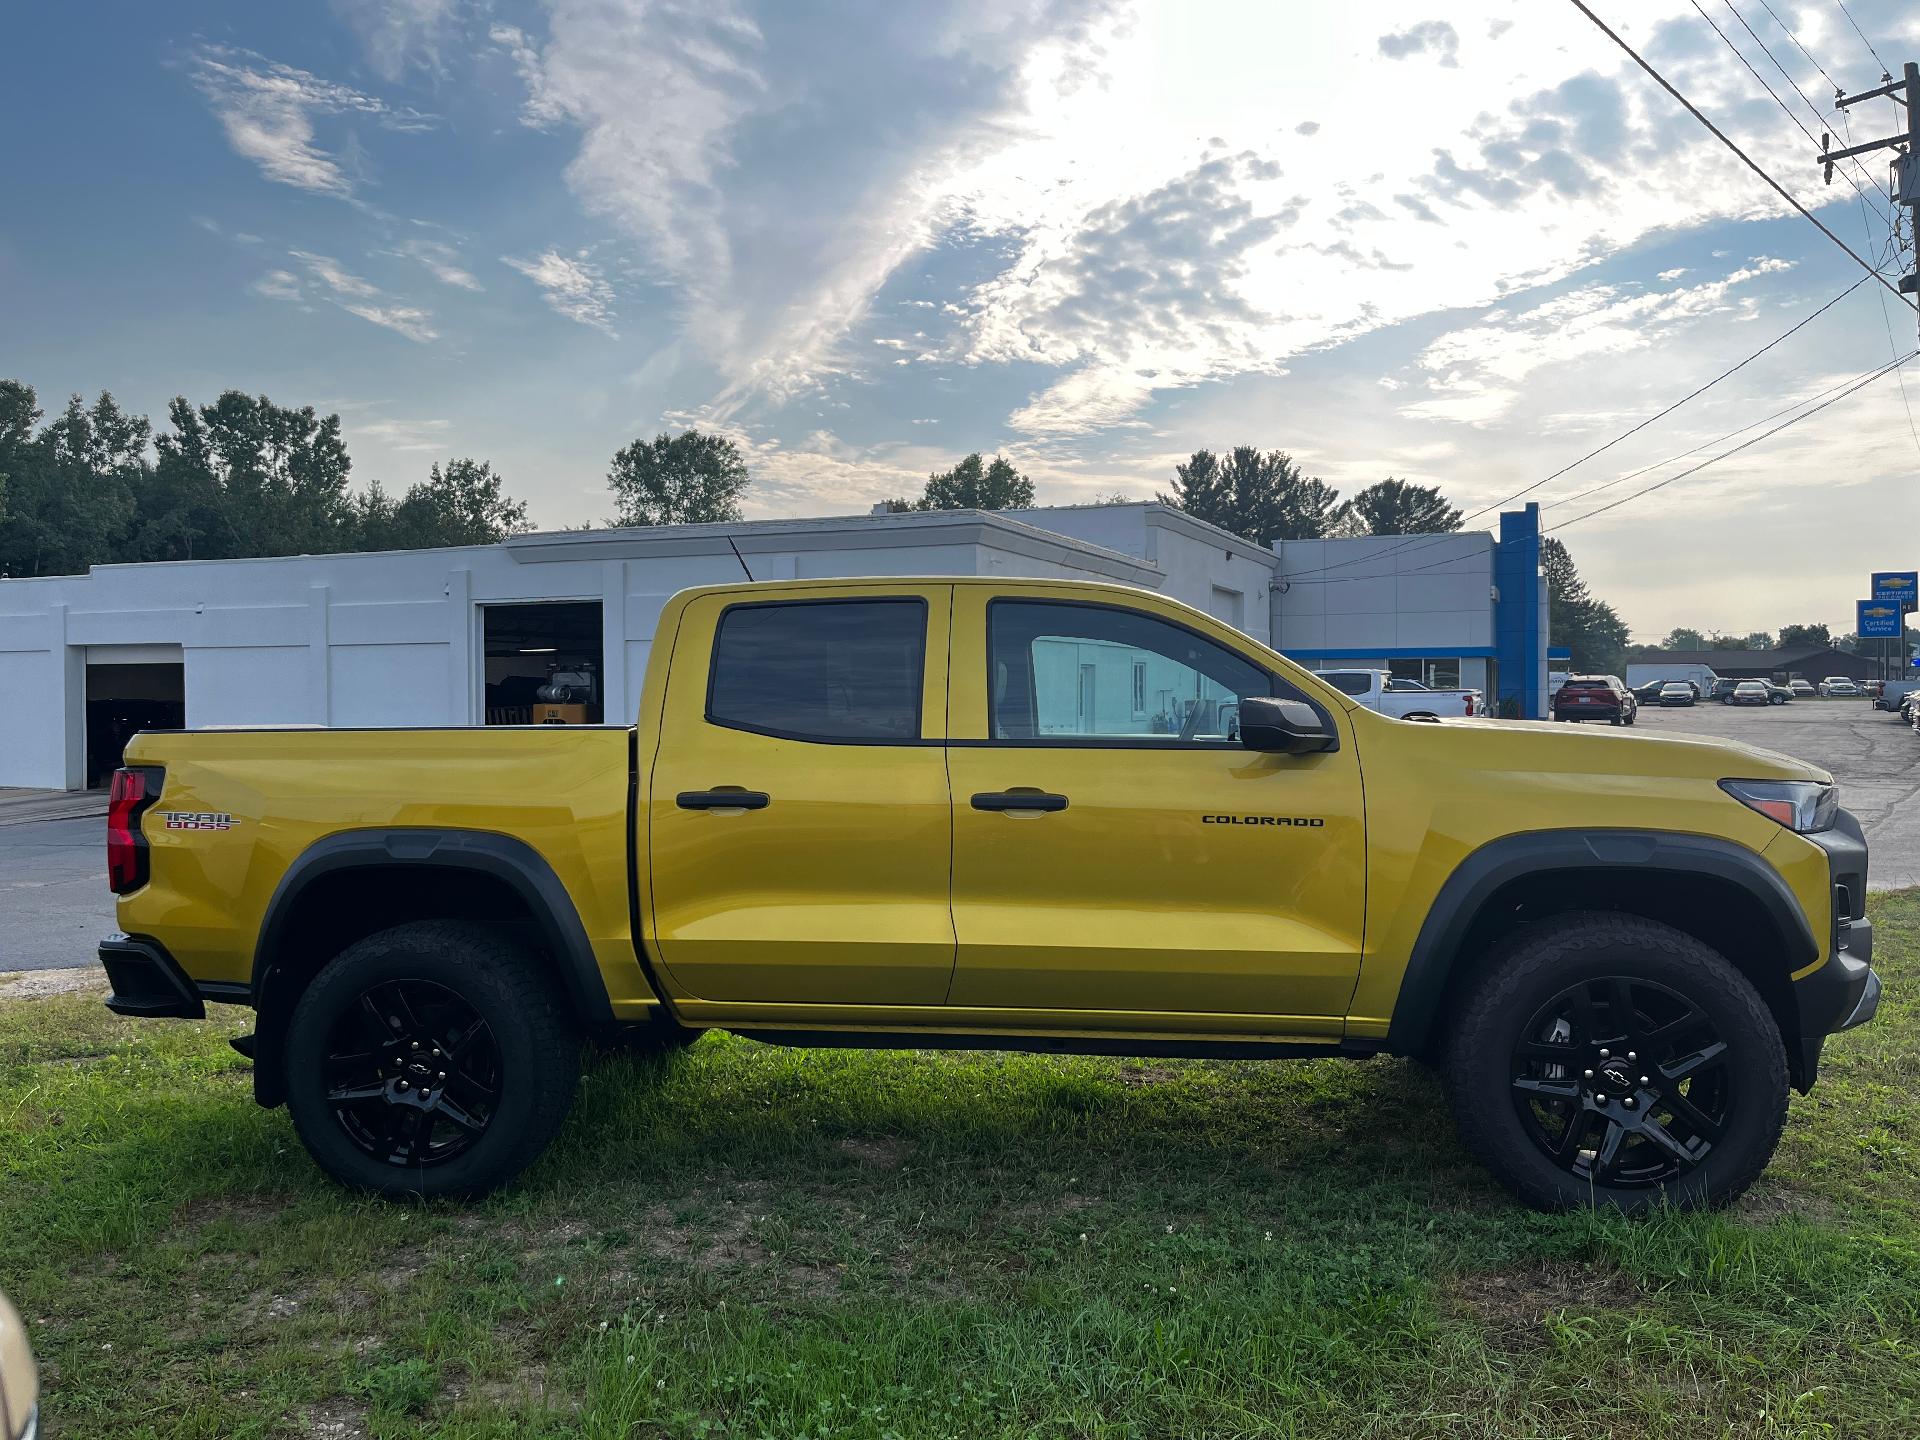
[{"left": 0, "top": 381, "right": 531, "bottom": 578}]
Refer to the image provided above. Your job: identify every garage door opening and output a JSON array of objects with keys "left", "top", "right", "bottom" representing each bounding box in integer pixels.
[
  {"left": 86, "top": 662, "right": 185, "bottom": 787},
  {"left": 482, "top": 601, "right": 604, "bottom": 724}
]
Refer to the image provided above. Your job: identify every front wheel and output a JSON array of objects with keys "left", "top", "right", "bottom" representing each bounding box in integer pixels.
[
  {"left": 1443, "top": 912, "right": 1787, "bottom": 1213},
  {"left": 284, "top": 920, "right": 581, "bottom": 1198}
]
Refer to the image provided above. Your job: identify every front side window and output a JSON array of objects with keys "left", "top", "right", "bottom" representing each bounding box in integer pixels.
[
  {"left": 708, "top": 599, "right": 925, "bottom": 742},
  {"left": 989, "top": 600, "right": 1285, "bottom": 743}
]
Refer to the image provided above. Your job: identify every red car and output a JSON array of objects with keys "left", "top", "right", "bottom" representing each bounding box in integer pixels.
[{"left": 1552, "top": 675, "right": 1635, "bottom": 725}]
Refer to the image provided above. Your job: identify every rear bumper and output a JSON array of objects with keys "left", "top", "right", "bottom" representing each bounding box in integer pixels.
[{"left": 99, "top": 934, "right": 250, "bottom": 1019}]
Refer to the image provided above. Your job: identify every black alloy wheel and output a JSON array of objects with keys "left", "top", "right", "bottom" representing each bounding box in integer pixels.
[
  {"left": 324, "top": 978, "right": 499, "bottom": 1168},
  {"left": 1508, "top": 976, "right": 1730, "bottom": 1188},
  {"left": 284, "top": 920, "right": 580, "bottom": 1198}
]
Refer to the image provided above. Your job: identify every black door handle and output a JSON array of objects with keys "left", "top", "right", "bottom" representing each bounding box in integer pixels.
[
  {"left": 971, "top": 790, "right": 1069, "bottom": 813},
  {"left": 677, "top": 790, "right": 770, "bottom": 811}
]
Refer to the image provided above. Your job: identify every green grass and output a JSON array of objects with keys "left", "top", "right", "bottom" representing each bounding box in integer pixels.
[{"left": 5, "top": 893, "right": 1920, "bottom": 1438}]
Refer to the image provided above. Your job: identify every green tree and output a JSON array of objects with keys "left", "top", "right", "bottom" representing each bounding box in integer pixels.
[
  {"left": 1662, "top": 627, "right": 1708, "bottom": 650},
  {"left": 0, "top": 386, "right": 150, "bottom": 577},
  {"left": 1338, "top": 477, "right": 1461, "bottom": 536},
  {"left": 382, "top": 459, "right": 531, "bottom": 548},
  {"left": 914, "top": 453, "right": 1035, "bottom": 511},
  {"left": 1159, "top": 447, "right": 1342, "bottom": 546},
  {"left": 607, "top": 429, "right": 750, "bottom": 526},
  {"left": 1541, "top": 537, "right": 1630, "bottom": 676},
  {"left": 1777, "top": 622, "right": 1831, "bottom": 650},
  {"left": 148, "top": 391, "right": 353, "bottom": 559}
]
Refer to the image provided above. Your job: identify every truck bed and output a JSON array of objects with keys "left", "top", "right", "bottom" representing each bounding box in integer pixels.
[{"left": 118, "top": 725, "right": 646, "bottom": 1007}]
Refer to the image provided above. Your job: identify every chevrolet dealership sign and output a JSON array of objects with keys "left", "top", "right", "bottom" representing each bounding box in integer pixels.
[
  {"left": 1858, "top": 600, "right": 1903, "bottom": 638},
  {"left": 1871, "top": 571, "right": 1918, "bottom": 607}
]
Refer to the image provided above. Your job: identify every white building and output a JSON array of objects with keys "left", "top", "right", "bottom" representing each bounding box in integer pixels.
[{"left": 0, "top": 501, "right": 1553, "bottom": 791}]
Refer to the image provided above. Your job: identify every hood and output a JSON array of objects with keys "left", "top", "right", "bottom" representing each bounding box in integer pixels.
[{"left": 1406, "top": 715, "right": 1832, "bottom": 786}]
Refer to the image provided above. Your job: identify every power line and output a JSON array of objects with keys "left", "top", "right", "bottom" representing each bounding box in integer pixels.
[
  {"left": 1547, "top": 349, "right": 1916, "bottom": 533},
  {"left": 1695, "top": 0, "right": 1885, "bottom": 208},
  {"left": 1566, "top": 0, "right": 1915, "bottom": 310},
  {"left": 1272, "top": 276, "right": 1871, "bottom": 582},
  {"left": 1830, "top": 0, "right": 1890, "bottom": 76},
  {"left": 1754, "top": 0, "right": 1840, "bottom": 92}
]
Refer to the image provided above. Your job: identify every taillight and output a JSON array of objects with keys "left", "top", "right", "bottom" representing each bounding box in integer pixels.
[
  {"left": 107, "top": 767, "right": 162, "bottom": 894},
  {"left": 1465, "top": 694, "right": 1476, "bottom": 716}
]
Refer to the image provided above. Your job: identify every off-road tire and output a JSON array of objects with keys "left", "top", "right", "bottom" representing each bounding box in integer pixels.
[
  {"left": 1443, "top": 911, "right": 1787, "bottom": 1213},
  {"left": 284, "top": 920, "right": 580, "bottom": 1198}
]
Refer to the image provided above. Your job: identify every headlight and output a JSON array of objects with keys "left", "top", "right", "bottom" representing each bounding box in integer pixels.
[{"left": 1719, "top": 779, "right": 1838, "bottom": 833}]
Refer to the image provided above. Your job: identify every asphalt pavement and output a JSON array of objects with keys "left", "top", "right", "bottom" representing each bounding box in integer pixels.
[{"left": 1, "top": 814, "right": 114, "bottom": 973}]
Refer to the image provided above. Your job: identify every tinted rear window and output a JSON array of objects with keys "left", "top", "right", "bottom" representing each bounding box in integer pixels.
[
  {"left": 1563, "top": 680, "right": 1609, "bottom": 690},
  {"left": 708, "top": 599, "right": 925, "bottom": 742},
  {"left": 1322, "top": 672, "right": 1371, "bottom": 696}
]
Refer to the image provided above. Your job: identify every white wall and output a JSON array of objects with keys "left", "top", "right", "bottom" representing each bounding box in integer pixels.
[{"left": 1270, "top": 533, "right": 1494, "bottom": 655}]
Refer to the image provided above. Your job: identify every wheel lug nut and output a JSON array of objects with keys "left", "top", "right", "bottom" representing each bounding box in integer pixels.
[
  {"left": 397, "top": 1080, "right": 409, "bottom": 1091},
  {"left": 411, "top": 1041, "right": 422, "bottom": 1052},
  {"left": 1640, "top": 1076, "right": 1650, "bottom": 1086},
  {"left": 1622, "top": 1096, "right": 1637, "bottom": 1109},
  {"left": 1583, "top": 1069, "right": 1595, "bottom": 1080},
  {"left": 1599, "top": 1048, "right": 1611, "bottom": 1060},
  {"left": 437, "top": 1071, "right": 446, "bottom": 1080},
  {"left": 1595, "top": 1094, "right": 1608, "bottom": 1106},
  {"left": 1627, "top": 1052, "right": 1637, "bottom": 1062}
]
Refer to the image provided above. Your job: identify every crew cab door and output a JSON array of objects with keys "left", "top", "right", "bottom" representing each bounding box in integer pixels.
[
  {"left": 647, "top": 586, "right": 954, "bottom": 1006},
  {"left": 944, "top": 588, "right": 1365, "bottom": 1033}
]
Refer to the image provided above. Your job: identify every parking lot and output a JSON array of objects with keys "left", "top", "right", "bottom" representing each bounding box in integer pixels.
[{"left": 1630, "top": 697, "right": 1920, "bottom": 889}]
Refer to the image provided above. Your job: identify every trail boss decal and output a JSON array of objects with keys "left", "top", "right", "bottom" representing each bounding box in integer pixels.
[
  {"left": 1202, "top": 814, "right": 1325, "bottom": 827},
  {"left": 159, "top": 811, "right": 236, "bottom": 831}
]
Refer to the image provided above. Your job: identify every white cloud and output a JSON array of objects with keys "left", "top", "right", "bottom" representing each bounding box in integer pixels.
[
  {"left": 249, "top": 269, "right": 304, "bottom": 301},
  {"left": 355, "top": 417, "right": 453, "bottom": 451},
  {"left": 396, "top": 237, "right": 484, "bottom": 291},
  {"left": 1377, "top": 21, "right": 1460, "bottom": 67},
  {"left": 1405, "top": 258, "right": 1795, "bottom": 426},
  {"left": 188, "top": 44, "right": 433, "bottom": 199},
  {"left": 510, "top": 0, "right": 1120, "bottom": 403},
  {"left": 268, "top": 251, "right": 441, "bottom": 342},
  {"left": 1658, "top": 267, "right": 1688, "bottom": 281},
  {"left": 331, "top": 0, "right": 461, "bottom": 81},
  {"left": 504, "top": 249, "right": 618, "bottom": 334},
  {"left": 489, "top": 24, "right": 565, "bottom": 129}
]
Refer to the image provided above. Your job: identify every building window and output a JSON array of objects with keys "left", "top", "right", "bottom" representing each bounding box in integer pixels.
[{"left": 1389, "top": 657, "right": 1462, "bottom": 689}]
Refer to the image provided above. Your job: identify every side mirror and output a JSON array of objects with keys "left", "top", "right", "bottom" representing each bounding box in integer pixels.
[{"left": 1238, "top": 696, "right": 1336, "bottom": 755}]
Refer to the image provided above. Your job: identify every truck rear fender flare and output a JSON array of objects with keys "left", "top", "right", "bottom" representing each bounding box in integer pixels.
[
  {"left": 250, "top": 829, "right": 619, "bottom": 1103},
  {"left": 1385, "top": 829, "right": 1818, "bottom": 1059}
]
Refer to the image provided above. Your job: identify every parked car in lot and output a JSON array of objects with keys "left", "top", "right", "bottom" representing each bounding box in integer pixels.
[
  {"left": 1655, "top": 681, "right": 1697, "bottom": 707},
  {"left": 1819, "top": 677, "right": 1864, "bottom": 697},
  {"left": 1552, "top": 675, "right": 1636, "bottom": 725},
  {"left": 1729, "top": 680, "right": 1772, "bottom": 707},
  {"left": 98, "top": 575, "right": 1880, "bottom": 1215},
  {"left": 1873, "top": 680, "right": 1918, "bottom": 716},
  {"left": 1763, "top": 682, "right": 1791, "bottom": 705},
  {"left": 1789, "top": 679, "right": 1816, "bottom": 698},
  {"left": 1314, "top": 669, "right": 1481, "bottom": 720}
]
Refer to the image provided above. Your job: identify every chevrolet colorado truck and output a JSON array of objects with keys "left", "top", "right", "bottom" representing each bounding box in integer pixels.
[{"left": 99, "top": 577, "right": 1880, "bottom": 1212}]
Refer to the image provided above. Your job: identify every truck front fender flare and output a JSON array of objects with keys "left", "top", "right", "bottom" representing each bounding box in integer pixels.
[
  {"left": 251, "top": 829, "right": 617, "bottom": 1102},
  {"left": 1384, "top": 829, "right": 1818, "bottom": 1058}
]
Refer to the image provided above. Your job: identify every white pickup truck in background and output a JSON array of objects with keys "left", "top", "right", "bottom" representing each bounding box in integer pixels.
[{"left": 1312, "top": 668, "right": 1483, "bottom": 719}]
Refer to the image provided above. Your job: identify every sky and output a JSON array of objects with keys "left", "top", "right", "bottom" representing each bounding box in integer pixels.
[{"left": 3, "top": 0, "right": 1918, "bottom": 641}]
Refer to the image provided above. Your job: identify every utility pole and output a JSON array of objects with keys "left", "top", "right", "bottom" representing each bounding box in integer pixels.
[{"left": 1822, "top": 60, "right": 1920, "bottom": 336}]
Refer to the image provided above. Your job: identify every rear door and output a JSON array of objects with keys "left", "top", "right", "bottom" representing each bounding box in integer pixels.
[
  {"left": 943, "top": 587, "right": 1367, "bottom": 1033},
  {"left": 647, "top": 586, "right": 955, "bottom": 1006}
]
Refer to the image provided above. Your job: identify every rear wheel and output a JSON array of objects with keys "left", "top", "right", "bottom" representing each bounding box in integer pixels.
[
  {"left": 1444, "top": 912, "right": 1787, "bottom": 1212},
  {"left": 284, "top": 920, "right": 580, "bottom": 1198}
]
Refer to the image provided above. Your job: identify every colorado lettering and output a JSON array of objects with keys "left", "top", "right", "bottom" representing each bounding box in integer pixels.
[{"left": 1201, "top": 815, "right": 1325, "bottom": 827}]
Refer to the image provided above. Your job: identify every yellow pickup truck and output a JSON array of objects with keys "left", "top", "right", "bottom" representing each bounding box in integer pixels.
[{"left": 99, "top": 577, "right": 1878, "bottom": 1212}]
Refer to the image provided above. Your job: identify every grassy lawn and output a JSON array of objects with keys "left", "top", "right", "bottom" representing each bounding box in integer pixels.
[{"left": 3, "top": 895, "right": 1918, "bottom": 1439}]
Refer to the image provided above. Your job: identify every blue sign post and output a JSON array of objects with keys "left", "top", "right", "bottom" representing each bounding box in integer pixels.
[{"left": 1858, "top": 599, "right": 1903, "bottom": 638}]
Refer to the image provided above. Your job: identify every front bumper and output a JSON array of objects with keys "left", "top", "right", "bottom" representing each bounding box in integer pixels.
[
  {"left": 1791, "top": 810, "right": 1880, "bottom": 1088},
  {"left": 99, "top": 934, "right": 250, "bottom": 1019}
]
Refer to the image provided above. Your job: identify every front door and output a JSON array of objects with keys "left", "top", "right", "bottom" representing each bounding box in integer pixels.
[
  {"left": 648, "top": 587, "right": 955, "bottom": 1006},
  {"left": 945, "top": 589, "right": 1366, "bottom": 1034}
]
